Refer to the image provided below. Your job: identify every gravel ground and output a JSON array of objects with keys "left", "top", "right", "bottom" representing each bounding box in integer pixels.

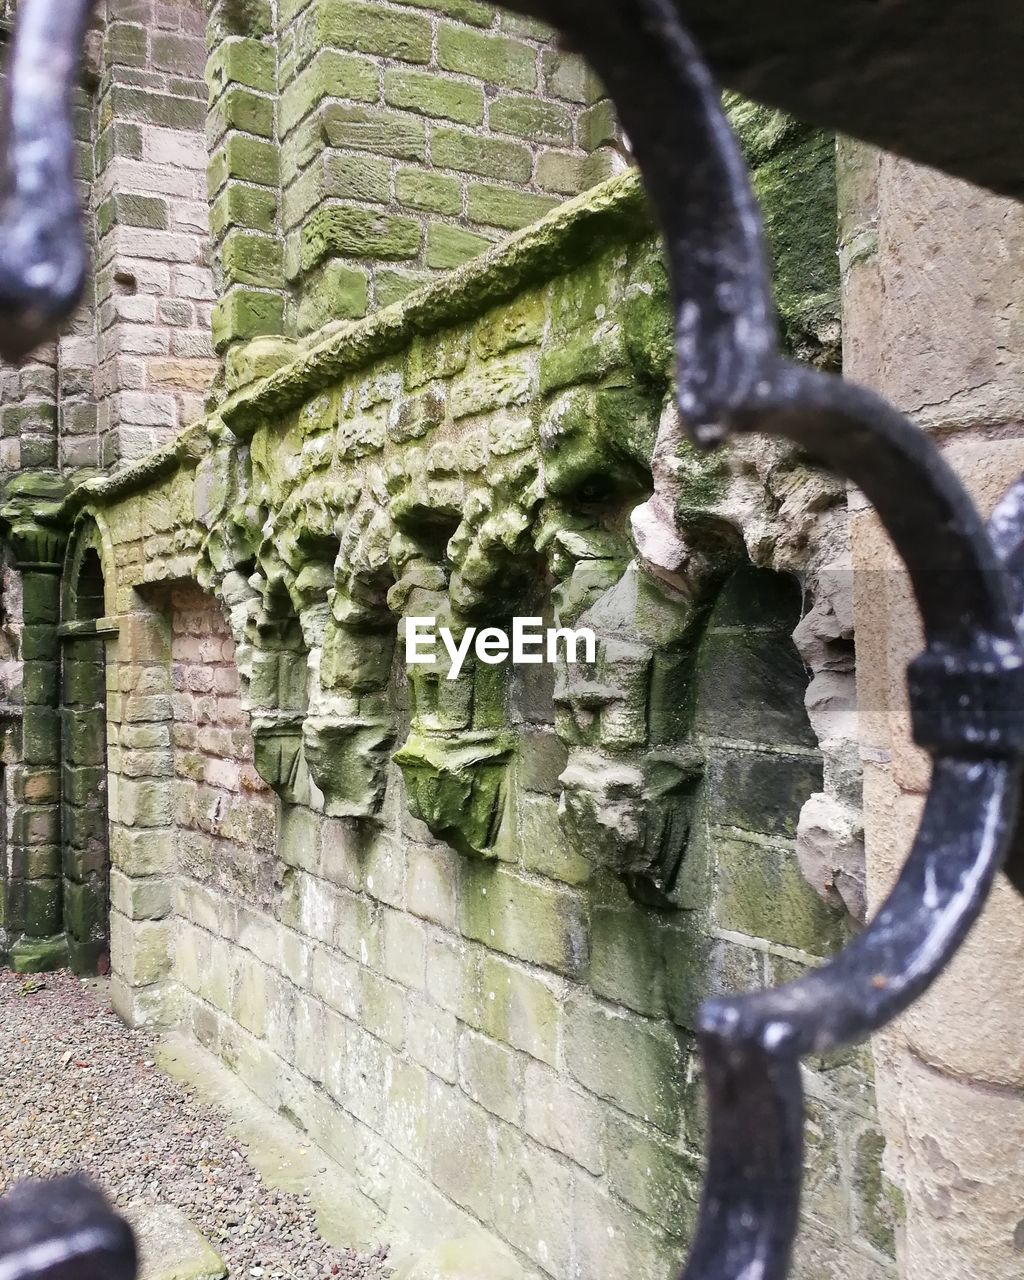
[{"left": 0, "top": 969, "right": 390, "bottom": 1280}]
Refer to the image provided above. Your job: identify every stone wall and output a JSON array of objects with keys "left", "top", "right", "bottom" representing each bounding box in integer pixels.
[
  {"left": 32, "top": 173, "right": 892, "bottom": 1279},
  {"left": 207, "top": 0, "right": 624, "bottom": 353},
  {"left": 842, "top": 141, "right": 1024, "bottom": 1279}
]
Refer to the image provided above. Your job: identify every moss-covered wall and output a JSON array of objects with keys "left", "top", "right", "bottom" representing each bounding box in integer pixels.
[
  {"left": 3, "top": 170, "right": 893, "bottom": 1279},
  {"left": 206, "top": 0, "right": 626, "bottom": 353}
]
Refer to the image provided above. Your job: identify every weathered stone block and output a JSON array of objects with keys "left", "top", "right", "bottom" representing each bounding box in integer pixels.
[
  {"left": 492, "top": 1127, "right": 573, "bottom": 1275},
  {"left": 384, "top": 71, "right": 485, "bottom": 127},
  {"left": 460, "top": 862, "right": 587, "bottom": 977},
  {"left": 715, "top": 835, "right": 847, "bottom": 957},
  {"left": 377, "top": 267, "right": 431, "bottom": 306},
  {"left": 23, "top": 708, "right": 60, "bottom": 764},
  {"left": 450, "top": 352, "right": 535, "bottom": 419},
  {"left": 477, "top": 953, "right": 561, "bottom": 1066},
  {"left": 396, "top": 169, "right": 463, "bottom": 217},
  {"left": 10, "top": 934, "right": 70, "bottom": 974},
  {"left": 383, "top": 1057, "right": 431, "bottom": 1165},
  {"left": 437, "top": 27, "right": 537, "bottom": 91},
  {"left": 427, "top": 1080, "right": 494, "bottom": 1220},
  {"left": 208, "top": 86, "right": 275, "bottom": 143},
  {"left": 589, "top": 905, "right": 669, "bottom": 1018},
  {"left": 221, "top": 232, "right": 285, "bottom": 289},
  {"left": 383, "top": 909, "right": 427, "bottom": 990},
  {"left": 230, "top": 954, "right": 268, "bottom": 1036},
  {"left": 466, "top": 184, "right": 559, "bottom": 231},
  {"left": 575, "top": 1171, "right": 678, "bottom": 1277},
  {"left": 280, "top": 51, "right": 378, "bottom": 136},
  {"left": 408, "top": 993, "right": 458, "bottom": 1083},
  {"left": 360, "top": 969, "right": 406, "bottom": 1049},
  {"left": 407, "top": 844, "right": 458, "bottom": 929},
  {"left": 322, "top": 104, "right": 428, "bottom": 162},
  {"left": 301, "top": 206, "right": 422, "bottom": 272},
  {"left": 207, "top": 136, "right": 279, "bottom": 196},
  {"left": 207, "top": 37, "right": 277, "bottom": 97},
  {"left": 425, "top": 224, "right": 495, "bottom": 271},
  {"left": 287, "top": 155, "right": 391, "bottom": 232},
  {"left": 457, "top": 1028, "right": 523, "bottom": 1124},
  {"left": 117, "top": 778, "right": 174, "bottom": 828},
  {"left": 490, "top": 96, "right": 572, "bottom": 146},
  {"left": 306, "top": 0, "right": 432, "bottom": 63},
  {"left": 297, "top": 262, "right": 370, "bottom": 333},
  {"left": 695, "top": 634, "right": 816, "bottom": 750},
  {"left": 109, "top": 870, "right": 173, "bottom": 921},
  {"left": 517, "top": 792, "right": 592, "bottom": 887},
  {"left": 707, "top": 748, "right": 823, "bottom": 837},
  {"left": 111, "top": 826, "right": 175, "bottom": 876},
  {"left": 541, "top": 49, "right": 604, "bottom": 105},
  {"left": 110, "top": 914, "right": 175, "bottom": 987},
  {"left": 606, "top": 1114, "right": 700, "bottom": 1232},
  {"left": 524, "top": 1060, "right": 605, "bottom": 1175},
  {"left": 212, "top": 289, "right": 285, "bottom": 350},
  {"left": 430, "top": 129, "right": 533, "bottom": 184},
  {"left": 565, "top": 996, "right": 683, "bottom": 1134}
]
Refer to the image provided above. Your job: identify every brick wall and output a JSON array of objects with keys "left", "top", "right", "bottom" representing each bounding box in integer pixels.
[{"left": 169, "top": 584, "right": 277, "bottom": 906}]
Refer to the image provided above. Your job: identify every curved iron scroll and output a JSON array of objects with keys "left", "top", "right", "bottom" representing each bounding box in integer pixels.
[{"left": 2, "top": 2, "right": 1024, "bottom": 1279}]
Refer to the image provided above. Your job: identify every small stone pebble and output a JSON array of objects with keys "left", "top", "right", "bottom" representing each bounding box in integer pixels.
[{"left": 0, "top": 970, "right": 391, "bottom": 1280}]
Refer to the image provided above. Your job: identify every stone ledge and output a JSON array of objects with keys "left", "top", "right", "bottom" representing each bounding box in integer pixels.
[
  {"left": 49, "top": 170, "right": 650, "bottom": 527},
  {"left": 220, "top": 168, "right": 649, "bottom": 437}
]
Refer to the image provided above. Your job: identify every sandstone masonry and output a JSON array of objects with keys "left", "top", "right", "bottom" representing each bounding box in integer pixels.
[{"left": 0, "top": 5, "right": 908, "bottom": 1280}]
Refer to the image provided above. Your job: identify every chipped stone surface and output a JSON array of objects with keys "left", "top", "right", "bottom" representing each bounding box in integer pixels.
[{"left": 392, "top": 1237, "right": 525, "bottom": 1280}]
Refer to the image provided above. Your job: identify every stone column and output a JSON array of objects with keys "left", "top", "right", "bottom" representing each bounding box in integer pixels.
[
  {"left": 3, "top": 520, "right": 67, "bottom": 972},
  {"left": 842, "top": 141, "right": 1024, "bottom": 1278},
  {"left": 206, "top": 0, "right": 286, "bottom": 358}
]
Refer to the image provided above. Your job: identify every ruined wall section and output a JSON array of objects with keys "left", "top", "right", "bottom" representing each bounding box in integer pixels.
[{"left": 62, "top": 172, "right": 890, "bottom": 1280}]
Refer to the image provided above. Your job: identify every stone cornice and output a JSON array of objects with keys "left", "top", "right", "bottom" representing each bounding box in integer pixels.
[{"left": 47, "top": 169, "right": 651, "bottom": 525}]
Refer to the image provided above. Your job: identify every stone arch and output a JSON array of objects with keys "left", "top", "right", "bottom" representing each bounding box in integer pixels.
[
  {"left": 62, "top": 512, "right": 118, "bottom": 624},
  {"left": 60, "top": 516, "right": 118, "bottom": 973}
]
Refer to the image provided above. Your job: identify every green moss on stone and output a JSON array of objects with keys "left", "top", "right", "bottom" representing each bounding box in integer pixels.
[
  {"left": 10, "top": 934, "right": 70, "bottom": 974},
  {"left": 727, "top": 94, "right": 840, "bottom": 368}
]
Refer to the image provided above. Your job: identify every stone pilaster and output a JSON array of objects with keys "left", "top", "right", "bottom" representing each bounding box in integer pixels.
[
  {"left": 206, "top": 0, "right": 286, "bottom": 356},
  {"left": 842, "top": 140, "right": 1024, "bottom": 1279},
  {"left": 4, "top": 517, "right": 67, "bottom": 972}
]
